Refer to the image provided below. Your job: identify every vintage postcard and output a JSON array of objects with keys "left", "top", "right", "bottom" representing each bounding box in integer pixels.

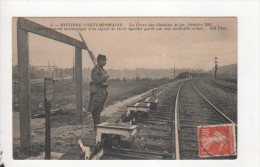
[{"left": 11, "top": 17, "right": 238, "bottom": 160}]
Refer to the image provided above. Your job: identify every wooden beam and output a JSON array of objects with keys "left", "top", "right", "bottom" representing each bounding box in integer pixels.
[
  {"left": 75, "top": 47, "right": 83, "bottom": 123},
  {"left": 17, "top": 28, "right": 31, "bottom": 148},
  {"left": 17, "top": 17, "right": 87, "bottom": 50}
]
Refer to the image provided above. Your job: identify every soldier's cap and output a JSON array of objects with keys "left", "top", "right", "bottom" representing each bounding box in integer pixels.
[{"left": 97, "top": 54, "right": 107, "bottom": 61}]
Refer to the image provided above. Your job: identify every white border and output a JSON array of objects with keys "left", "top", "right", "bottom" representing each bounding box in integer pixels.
[{"left": 1, "top": 0, "right": 260, "bottom": 167}]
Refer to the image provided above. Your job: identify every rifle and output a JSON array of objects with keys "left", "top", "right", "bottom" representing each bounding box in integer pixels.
[
  {"left": 77, "top": 30, "right": 97, "bottom": 66},
  {"left": 77, "top": 30, "right": 109, "bottom": 77}
]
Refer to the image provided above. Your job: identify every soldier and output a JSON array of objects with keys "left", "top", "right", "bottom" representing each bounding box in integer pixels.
[{"left": 88, "top": 54, "right": 109, "bottom": 131}]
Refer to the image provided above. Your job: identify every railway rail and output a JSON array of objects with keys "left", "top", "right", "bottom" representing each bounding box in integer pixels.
[
  {"left": 174, "top": 80, "right": 237, "bottom": 159},
  {"left": 76, "top": 79, "right": 237, "bottom": 160},
  {"left": 101, "top": 81, "right": 183, "bottom": 159},
  {"left": 210, "top": 80, "right": 237, "bottom": 93},
  {"left": 96, "top": 79, "right": 237, "bottom": 159}
]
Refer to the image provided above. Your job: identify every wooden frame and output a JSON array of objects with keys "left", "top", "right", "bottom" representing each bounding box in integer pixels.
[{"left": 17, "top": 17, "right": 86, "bottom": 148}]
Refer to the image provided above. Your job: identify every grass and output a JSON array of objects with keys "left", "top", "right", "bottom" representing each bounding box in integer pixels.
[
  {"left": 13, "top": 78, "right": 171, "bottom": 115},
  {"left": 216, "top": 74, "right": 237, "bottom": 83},
  {"left": 13, "top": 143, "right": 44, "bottom": 160},
  {"left": 106, "top": 79, "right": 170, "bottom": 105}
]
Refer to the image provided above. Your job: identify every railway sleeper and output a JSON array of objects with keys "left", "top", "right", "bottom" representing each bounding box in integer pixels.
[
  {"left": 180, "top": 137, "right": 198, "bottom": 143},
  {"left": 151, "top": 109, "right": 173, "bottom": 112},
  {"left": 160, "top": 102, "right": 174, "bottom": 105},
  {"left": 150, "top": 111, "right": 172, "bottom": 114},
  {"left": 181, "top": 141, "right": 198, "bottom": 148},
  {"left": 116, "top": 148, "right": 172, "bottom": 158},
  {"left": 138, "top": 123, "right": 172, "bottom": 132},
  {"left": 162, "top": 101, "right": 175, "bottom": 105},
  {"left": 146, "top": 119, "right": 172, "bottom": 123},
  {"left": 180, "top": 118, "right": 223, "bottom": 124},
  {"left": 136, "top": 120, "right": 172, "bottom": 126},
  {"left": 180, "top": 108, "right": 217, "bottom": 113},
  {"left": 210, "top": 82, "right": 237, "bottom": 93},
  {"left": 193, "top": 114, "right": 221, "bottom": 120},
  {"left": 178, "top": 128, "right": 197, "bottom": 133},
  {"left": 159, "top": 104, "right": 174, "bottom": 107},
  {"left": 148, "top": 115, "right": 172, "bottom": 120},
  {"left": 146, "top": 134, "right": 171, "bottom": 140},
  {"left": 181, "top": 152, "right": 199, "bottom": 159},
  {"left": 150, "top": 126, "right": 171, "bottom": 132},
  {"left": 153, "top": 111, "right": 173, "bottom": 116},
  {"left": 180, "top": 124, "right": 198, "bottom": 128},
  {"left": 103, "top": 150, "right": 163, "bottom": 159},
  {"left": 159, "top": 106, "right": 174, "bottom": 110},
  {"left": 145, "top": 143, "right": 172, "bottom": 152},
  {"left": 151, "top": 109, "right": 172, "bottom": 113},
  {"left": 145, "top": 117, "right": 172, "bottom": 122},
  {"left": 180, "top": 120, "right": 222, "bottom": 126},
  {"left": 180, "top": 111, "right": 223, "bottom": 118},
  {"left": 136, "top": 132, "right": 171, "bottom": 139},
  {"left": 181, "top": 145, "right": 198, "bottom": 152},
  {"left": 149, "top": 112, "right": 173, "bottom": 117}
]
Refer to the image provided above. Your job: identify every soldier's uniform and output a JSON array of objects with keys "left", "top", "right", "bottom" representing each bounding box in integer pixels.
[{"left": 89, "top": 55, "right": 109, "bottom": 127}]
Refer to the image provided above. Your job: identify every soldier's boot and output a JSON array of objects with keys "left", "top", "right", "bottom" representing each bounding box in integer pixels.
[
  {"left": 94, "top": 118, "right": 100, "bottom": 133},
  {"left": 94, "top": 126, "right": 97, "bottom": 133}
]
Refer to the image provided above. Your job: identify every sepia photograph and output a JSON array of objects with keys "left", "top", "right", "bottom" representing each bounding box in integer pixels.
[{"left": 12, "top": 17, "right": 237, "bottom": 160}]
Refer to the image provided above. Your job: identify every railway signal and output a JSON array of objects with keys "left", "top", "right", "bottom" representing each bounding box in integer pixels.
[{"left": 43, "top": 78, "right": 56, "bottom": 159}]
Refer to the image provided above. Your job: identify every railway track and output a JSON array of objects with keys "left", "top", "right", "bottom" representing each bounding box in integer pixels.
[
  {"left": 101, "top": 81, "right": 182, "bottom": 159},
  {"left": 175, "top": 80, "right": 237, "bottom": 159},
  {"left": 93, "top": 79, "right": 237, "bottom": 160},
  {"left": 210, "top": 80, "right": 237, "bottom": 93}
]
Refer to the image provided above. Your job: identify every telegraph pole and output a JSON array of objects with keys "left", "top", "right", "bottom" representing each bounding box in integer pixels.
[
  {"left": 215, "top": 57, "right": 218, "bottom": 79},
  {"left": 174, "top": 56, "right": 176, "bottom": 78},
  {"left": 33, "top": 62, "right": 57, "bottom": 79},
  {"left": 52, "top": 62, "right": 56, "bottom": 79},
  {"left": 73, "top": 49, "right": 75, "bottom": 81}
]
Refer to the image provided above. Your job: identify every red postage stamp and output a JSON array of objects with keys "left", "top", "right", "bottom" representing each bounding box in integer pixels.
[{"left": 197, "top": 124, "right": 236, "bottom": 157}]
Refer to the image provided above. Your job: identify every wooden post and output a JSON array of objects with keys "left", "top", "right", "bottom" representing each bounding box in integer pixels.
[
  {"left": 75, "top": 47, "right": 83, "bottom": 123},
  {"left": 17, "top": 28, "right": 31, "bottom": 148}
]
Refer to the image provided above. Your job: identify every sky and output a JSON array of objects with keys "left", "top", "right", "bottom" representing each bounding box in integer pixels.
[{"left": 12, "top": 17, "right": 237, "bottom": 71}]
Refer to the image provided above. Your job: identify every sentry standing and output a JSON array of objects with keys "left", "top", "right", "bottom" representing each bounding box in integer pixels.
[
  {"left": 88, "top": 54, "right": 109, "bottom": 131},
  {"left": 77, "top": 31, "right": 109, "bottom": 131}
]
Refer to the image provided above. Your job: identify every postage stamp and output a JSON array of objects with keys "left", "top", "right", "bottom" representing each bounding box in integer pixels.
[{"left": 197, "top": 124, "right": 236, "bottom": 157}]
